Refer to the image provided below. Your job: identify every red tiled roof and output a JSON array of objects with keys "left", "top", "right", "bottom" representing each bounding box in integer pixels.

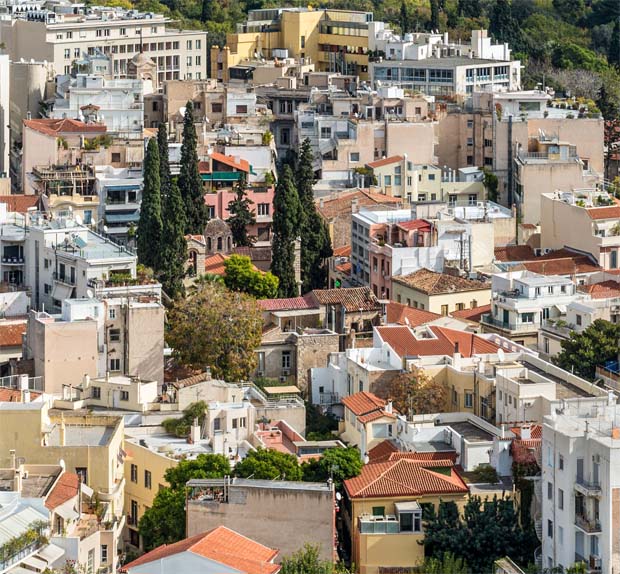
[
  {"left": 521, "top": 256, "right": 600, "bottom": 275},
  {"left": 0, "top": 320, "right": 26, "bottom": 348},
  {"left": 392, "top": 268, "right": 489, "bottom": 295},
  {"left": 45, "top": 472, "right": 79, "bottom": 510},
  {"left": 257, "top": 294, "right": 317, "bottom": 312},
  {"left": 510, "top": 424, "right": 542, "bottom": 440},
  {"left": 344, "top": 458, "right": 468, "bottom": 498},
  {"left": 396, "top": 219, "right": 432, "bottom": 232},
  {"left": 494, "top": 245, "right": 536, "bottom": 262},
  {"left": 385, "top": 301, "right": 441, "bottom": 327},
  {"left": 586, "top": 205, "right": 620, "bottom": 220},
  {"left": 450, "top": 304, "right": 492, "bottom": 323},
  {"left": 335, "top": 261, "right": 352, "bottom": 274},
  {"left": 341, "top": 391, "right": 387, "bottom": 416},
  {"left": 0, "top": 388, "right": 41, "bottom": 402},
  {"left": 311, "top": 286, "right": 381, "bottom": 312},
  {"left": 366, "top": 155, "right": 404, "bottom": 169},
  {"left": 186, "top": 234, "right": 206, "bottom": 244},
  {"left": 204, "top": 253, "right": 228, "bottom": 275},
  {"left": 122, "top": 527, "right": 279, "bottom": 574},
  {"left": 317, "top": 189, "right": 401, "bottom": 220},
  {"left": 333, "top": 245, "right": 352, "bottom": 257},
  {"left": 577, "top": 280, "right": 620, "bottom": 299},
  {"left": 368, "top": 441, "right": 457, "bottom": 464},
  {"left": 24, "top": 118, "right": 107, "bottom": 137},
  {"left": 376, "top": 325, "right": 499, "bottom": 358},
  {"left": 0, "top": 195, "right": 41, "bottom": 214},
  {"left": 199, "top": 152, "right": 250, "bottom": 173}
]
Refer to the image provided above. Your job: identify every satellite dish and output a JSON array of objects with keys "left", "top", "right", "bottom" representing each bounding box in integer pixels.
[
  {"left": 103, "top": 225, "right": 109, "bottom": 233},
  {"left": 335, "top": 492, "right": 342, "bottom": 501},
  {"left": 86, "top": 289, "right": 94, "bottom": 299},
  {"left": 497, "top": 348, "right": 506, "bottom": 362},
  {"left": 75, "top": 215, "right": 83, "bottom": 225},
  {"left": 179, "top": 106, "right": 187, "bottom": 117}
]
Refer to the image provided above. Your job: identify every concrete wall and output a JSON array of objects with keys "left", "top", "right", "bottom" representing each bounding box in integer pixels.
[
  {"left": 392, "top": 283, "right": 491, "bottom": 315},
  {"left": 187, "top": 482, "right": 335, "bottom": 561},
  {"left": 294, "top": 332, "right": 340, "bottom": 393}
]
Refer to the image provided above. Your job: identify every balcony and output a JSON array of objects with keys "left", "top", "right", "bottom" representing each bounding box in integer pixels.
[
  {"left": 575, "top": 513, "right": 601, "bottom": 533},
  {"left": 480, "top": 314, "right": 539, "bottom": 334},
  {"left": 359, "top": 515, "right": 400, "bottom": 534},
  {"left": 52, "top": 271, "right": 76, "bottom": 286},
  {"left": 1, "top": 256, "right": 24, "bottom": 265},
  {"left": 575, "top": 553, "right": 602, "bottom": 573},
  {"left": 319, "top": 391, "right": 340, "bottom": 405},
  {"left": 575, "top": 477, "right": 602, "bottom": 497}
]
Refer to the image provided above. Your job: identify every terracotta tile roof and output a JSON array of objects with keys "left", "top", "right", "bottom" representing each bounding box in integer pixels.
[
  {"left": 342, "top": 391, "right": 387, "bottom": 416},
  {"left": 232, "top": 246, "right": 273, "bottom": 262},
  {"left": 376, "top": 324, "right": 499, "bottom": 358},
  {"left": 344, "top": 458, "right": 468, "bottom": 498},
  {"left": 317, "top": 189, "right": 400, "bottom": 220},
  {"left": 0, "top": 319, "right": 26, "bottom": 347},
  {"left": 450, "top": 304, "right": 492, "bottom": 323},
  {"left": 367, "top": 440, "right": 399, "bottom": 462},
  {"left": 396, "top": 219, "right": 431, "bottom": 232},
  {"left": 333, "top": 245, "right": 352, "bottom": 257},
  {"left": 586, "top": 205, "right": 620, "bottom": 220},
  {"left": 392, "top": 268, "right": 489, "bottom": 295},
  {"left": 521, "top": 256, "right": 600, "bottom": 275},
  {"left": 122, "top": 526, "right": 279, "bottom": 574},
  {"left": 171, "top": 371, "right": 211, "bottom": 389},
  {"left": 0, "top": 195, "right": 41, "bottom": 214},
  {"left": 366, "top": 155, "right": 404, "bottom": 169},
  {"left": 257, "top": 294, "right": 317, "bottom": 312},
  {"left": 510, "top": 425, "right": 542, "bottom": 440},
  {"left": 335, "top": 261, "right": 352, "bottom": 274},
  {"left": 385, "top": 302, "right": 441, "bottom": 327},
  {"left": 577, "top": 280, "right": 620, "bottom": 299},
  {"left": 494, "top": 245, "right": 536, "bottom": 262},
  {"left": 0, "top": 388, "right": 41, "bottom": 402},
  {"left": 368, "top": 441, "right": 458, "bottom": 464},
  {"left": 204, "top": 253, "right": 228, "bottom": 275},
  {"left": 24, "top": 118, "right": 107, "bottom": 137},
  {"left": 186, "top": 234, "right": 206, "bottom": 244},
  {"left": 45, "top": 472, "right": 79, "bottom": 510},
  {"left": 311, "top": 286, "right": 381, "bottom": 312},
  {"left": 358, "top": 410, "right": 397, "bottom": 424},
  {"left": 199, "top": 152, "right": 250, "bottom": 173}
]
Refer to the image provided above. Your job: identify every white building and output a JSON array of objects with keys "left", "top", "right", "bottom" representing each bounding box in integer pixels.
[
  {"left": 24, "top": 212, "right": 137, "bottom": 311},
  {"left": 0, "top": 53, "right": 9, "bottom": 177},
  {"left": 542, "top": 404, "right": 620, "bottom": 573}
]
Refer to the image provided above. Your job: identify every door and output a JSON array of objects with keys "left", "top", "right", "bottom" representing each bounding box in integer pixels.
[{"left": 113, "top": 389, "right": 120, "bottom": 408}]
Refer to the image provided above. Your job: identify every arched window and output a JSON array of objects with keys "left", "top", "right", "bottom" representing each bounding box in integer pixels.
[{"left": 217, "top": 237, "right": 222, "bottom": 251}]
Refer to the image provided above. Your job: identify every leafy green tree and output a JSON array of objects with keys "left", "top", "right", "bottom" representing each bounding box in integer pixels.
[
  {"left": 201, "top": 0, "right": 214, "bottom": 22},
  {"left": 226, "top": 173, "right": 256, "bottom": 247},
  {"left": 162, "top": 401, "right": 209, "bottom": 438},
  {"left": 137, "top": 138, "right": 162, "bottom": 271},
  {"left": 160, "top": 180, "right": 187, "bottom": 298},
  {"left": 489, "top": 0, "right": 520, "bottom": 47},
  {"left": 457, "top": 0, "right": 480, "bottom": 17},
  {"left": 610, "top": 18, "right": 620, "bottom": 68},
  {"left": 420, "top": 553, "right": 468, "bottom": 574},
  {"left": 138, "top": 487, "right": 186, "bottom": 551},
  {"left": 301, "top": 447, "right": 362, "bottom": 487},
  {"left": 223, "top": 254, "right": 279, "bottom": 299},
  {"left": 483, "top": 168, "right": 500, "bottom": 203},
  {"left": 178, "top": 101, "right": 208, "bottom": 234},
  {"left": 157, "top": 122, "right": 172, "bottom": 200},
  {"left": 553, "top": 318, "right": 620, "bottom": 380},
  {"left": 165, "top": 453, "right": 231, "bottom": 489},
  {"left": 280, "top": 544, "right": 351, "bottom": 574},
  {"left": 166, "top": 282, "right": 263, "bottom": 381},
  {"left": 598, "top": 68, "right": 620, "bottom": 119},
  {"left": 552, "top": 0, "right": 585, "bottom": 22},
  {"left": 271, "top": 165, "right": 301, "bottom": 297},
  {"left": 234, "top": 447, "right": 302, "bottom": 481}
]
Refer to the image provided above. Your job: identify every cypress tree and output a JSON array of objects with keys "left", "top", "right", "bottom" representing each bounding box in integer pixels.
[
  {"left": 271, "top": 165, "right": 300, "bottom": 298},
  {"left": 158, "top": 123, "right": 172, "bottom": 201},
  {"left": 160, "top": 180, "right": 187, "bottom": 299},
  {"left": 429, "top": 0, "right": 440, "bottom": 31},
  {"left": 137, "top": 138, "right": 163, "bottom": 271},
  {"left": 610, "top": 18, "right": 620, "bottom": 69},
  {"left": 295, "top": 138, "right": 332, "bottom": 292},
  {"left": 400, "top": 0, "right": 410, "bottom": 34},
  {"left": 178, "top": 101, "right": 208, "bottom": 234},
  {"left": 227, "top": 173, "right": 256, "bottom": 247}
]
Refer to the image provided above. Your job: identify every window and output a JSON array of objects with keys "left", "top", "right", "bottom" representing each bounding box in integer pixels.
[
  {"left": 467, "top": 119, "right": 474, "bottom": 128},
  {"left": 547, "top": 481, "right": 553, "bottom": 499},
  {"left": 101, "top": 545, "right": 108, "bottom": 564},
  {"left": 196, "top": 40, "right": 201, "bottom": 49},
  {"left": 558, "top": 488, "right": 564, "bottom": 510},
  {"left": 372, "top": 506, "right": 385, "bottom": 516},
  {"left": 320, "top": 127, "right": 332, "bottom": 138},
  {"left": 350, "top": 152, "right": 360, "bottom": 162},
  {"left": 441, "top": 304, "right": 449, "bottom": 316},
  {"left": 64, "top": 48, "right": 70, "bottom": 59},
  {"left": 212, "top": 103, "right": 223, "bottom": 113},
  {"left": 187, "top": 40, "right": 193, "bottom": 50},
  {"left": 280, "top": 128, "right": 290, "bottom": 146},
  {"left": 612, "top": 250, "right": 618, "bottom": 269},
  {"left": 464, "top": 392, "right": 473, "bottom": 408},
  {"left": 87, "top": 549, "right": 94, "bottom": 574},
  {"left": 109, "top": 308, "right": 116, "bottom": 320},
  {"left": 547, "top": 519, "right": 553, "bottom": 538},
  {"left": 558, "top": 526, "right": 563, "bottom": 546},
  {"left": 484, "top": 138, "right": 493, "bottom": 148},
  {"left": 467, "top": 155, "right": 473, "bottom": 165},
  {"left": 213, "top": 418, "right": 221, "bottom": 431},
  {"left": 130, "top": 500, "right": 138, "bottom": 526},
  {"left": 467, "top": 137, "right": 474, "bottom": 146},
  {"left": 186, "top": 56, "right": 192, "bottom": 67},
  {"left": 120, "top": 390, "right": 129, "bottom": 401},
  {"left": 559, "top": 454, "right": 564, "bottom": 470},
  {"left": 521, "top": 312, "right": 535, "bottom": 323},
  {"left": 282, "top": 351, "right": 291, "bottom": 369},
  {"left": 399, "top": 510, "right": 422, "bottom": 532},
  {"left": 92, "top": 386, "right": 101, "bottom": 400},
  {"left": 145, "top": 470, "right": 152, "bottom": 489},
  {"left": 109, "top": 328, "right": 121, "bottom": 342},
  {"left": 236, "top": 105, "right": 248, "bottom": 114},
  {"left": 384, "top": 175, "right": 392, "bottom": 186},
  {"left": 130, "top": 464, "right": 138, "bottom": 483},
  {"left": 257, "top": 203, "right": 270, "bottom": 216},
  {"left": 110, "top": 358, "right": 121, "bottom": 371},
  {"left": 120, "top": 27, "right": 126, "bottom": 35},
  {"left": 196, "top": 56, "right": 201, "bottom": 66}
]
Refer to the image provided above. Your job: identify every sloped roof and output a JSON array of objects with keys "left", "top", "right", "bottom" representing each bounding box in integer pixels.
[
  {"left": 385, "top": 301, "right": 441, "bottom": 327},
  {"left": 494, "top": 245, "right": 536, "bottom": 262},
  {"left": 311, "top": 286, "right": 381, "bottom": 312},
  {"left": 0, "top": 195, "right": 41, "bottom": 214},
  {"left": 341, "top": 391, "right": 387, "bottom": 416},
  {"left": 199, "top": 152, "right": 250, "bottom": 173},
  {"left": 45, "top": 472, "right": 79, "bottom": 510},
  {"left": 396, "top": 219, "right": 432, "bottom": 232},
  {"left": 0, "top": 388, "right": 41, "bottom": 402},
  {"left": 577, "top": 280, "right": 620, "bottom": 299},
  {"left": 317, "top": 189, "right": 400, "bottom": 220},
  {"left": 450, "top": 304, "right": 492, "bottom": 323},
  {"left": 333, "top": 245, "right": 352, "bottom": 257},
  {"left": 376, "top": 325, "right": 499, "bottom": 358},
  {"left": 257, "top": 294, "right": 317, "bottom": 312},
  {"left": 0, "top": 320, "right": 27, "bottom": 348},
  {"left": 521, "top": 256, "right": 600, "bottom": 275},
  {"left": 368, "top": 441, "right": 457, "bottom": 464},
  {"left": 366, "top": 155, "right": 404, "bottom": 169},
  {"left": 24, "top": 118, "right": 107, "bottom": 137},
  {"left": 392, "top": 269, "right": 489, "bottom": 295},
  {"left": 586, "top": 205, "right": 620, "bottom": 220},
  {"left": 344, "top": 458, "right": 468, "bottom": 498},
  {"left": 204, "top": 253, "right": 228, "bottom": 275},
  {"left": 122, "top": 526, "right": 279, "bottom": 574}
]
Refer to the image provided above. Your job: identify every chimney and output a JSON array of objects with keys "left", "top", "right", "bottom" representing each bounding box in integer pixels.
[
  {"left": 453, "top": 343, "right": 462, "bottom": 370},
  {"left": 22, "top": 389, "right": 30, "bottom": 403},
  {"left": 320, "top": 198, "right": 324, "bottom": 209},
  {"left": 189, "top": 418, "right": 201, "bottom": 444},
  {"left": 19, "top": 374, "right": 29, "bottom": 391},
  {"left": 521, "top": 425, "right": 531, "bottom": 440},
  {"left": 352, "top": 198, "right": 359, "bottom": 213},
  {"left": 385, "top": 400, "right": 393, "bottom": 414},
  {"left": 59, "top": 416, "right": 66, "bottom": 447}
]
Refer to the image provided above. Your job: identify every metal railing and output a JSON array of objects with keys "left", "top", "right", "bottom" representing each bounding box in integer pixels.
[
  {"left": 480, "top": 314, "right": 539, "bottom": 333},
  {"left": 575, "top": 514, "right": 601, "bottom": 533}
]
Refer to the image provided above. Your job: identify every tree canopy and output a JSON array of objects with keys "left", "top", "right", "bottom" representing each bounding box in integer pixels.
[
  {"left": 280, "top": 544, "right": 351, "bottom": 574},
  {"left": 166, "top": 282, "right": 263, "bottom": 381},
  {"left": 553, "top": 318, "right": 620, "bottom": 380},
  {"left": 234, "top": 447, "right": 303, "bottom": 481},
  {"left": 137, "top": 138, "right": 162, "bottom": 270},
  {"left": 223, "top": 254, "right": 279, "bottom": 299},
  {"left": 226, "top": 173, "right": 256, "bottom": 247},
  {"left": 383, "top": 370, "right": 448, "bottom": 417},
  {"left": 301, "top": 447, "right": 362, "bottom": 487}
]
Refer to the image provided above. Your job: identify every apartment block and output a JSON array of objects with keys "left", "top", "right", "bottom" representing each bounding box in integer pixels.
[{"left": 0, "top": 7, "right": 207, "bottom": 82}]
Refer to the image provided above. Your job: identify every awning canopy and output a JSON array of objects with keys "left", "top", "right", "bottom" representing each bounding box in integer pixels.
[
  {"left": 554, "top": 304, "right": 567, "bottom": 313},
  {"left": 55, "top": 501, "right": 79, "bottom": 521},
  {"left": 80, "top": 483, "right": 94, "bottom": 498},
  {"left": 21, "top": 555, "right": 48, "bottom": 570},
  {"left": 51, "top": 282, "right": 73, "bottom": 301},
  {"left": 105, "top": 212, "right": 140, "bottom": 224},
  {"left": 37, "top": 544, "right": 65, "bottom": 565}
]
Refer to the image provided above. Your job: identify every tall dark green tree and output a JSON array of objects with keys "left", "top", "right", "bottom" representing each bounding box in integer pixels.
[
  {"left": 400, "top": 0, "right": 410, "bottom": 34},
  {"left": 160, "top": 180, "right": 187, "bottom": 298},
  {"left": 158, "top": 123, "right": 172, "bottom": 201},
  {"left": 201, "top": 0, "right": 213, "bottom": 22},
  {"left": 137, "top": 138, "right": 162, "bottom": 270},
  {"left": 429, "top": 0, "right": 440, "bottom": 31},
  {"left": 296, "top": 139, "right": 332, "bottom": 292},
  {"left": 226, "top": 173, "right": 256, "bottom": 247},
  {"left": 609, "top": 18, "right": 620, "bottom": 68},
  {"left": 271, "top": 165, "right": 300, "bottom": 298},
  {"left": 457, "top": 0, "right": 480, "bottom": 17},
  {"left": 178, "top": 101, "right": 208, "bottom": 234},
  {"left": 489, "top": 0, "right": 521, "bottom": 48}
]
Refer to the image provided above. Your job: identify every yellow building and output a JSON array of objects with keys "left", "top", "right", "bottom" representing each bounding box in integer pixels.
[
  {"left": 392, "top": 268, "right": 491, "bottom": 316},
  {"left": 343, "top": 455, "right": 469, "bottom": 574},
  {"left": 211, "top": 8, "right": 373, "bottom": 83}
]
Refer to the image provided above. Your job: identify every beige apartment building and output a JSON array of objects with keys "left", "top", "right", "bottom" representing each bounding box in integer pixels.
[{"left": 0, "top": 8, "right": 207, "bottom": 83}]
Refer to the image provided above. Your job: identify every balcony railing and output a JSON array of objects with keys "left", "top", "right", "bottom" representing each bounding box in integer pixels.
[
  {"left": 52, "top": 272, "right": 76, "bottom": 286},
  {"left": 480, "top": 314, "right": 539, "bottom": 333},
  {"left": 359, "top": 515, "right": 400, "bottom": 534},
  {"left": 575, "top": 513, "right": 601, "bottom": 533},
  {"left": 0, "top": 539, "right": 45, "bottom": 572},
  {"left": 575, "top": 477, "right": 602, "bottom": 496},
  {"left": 319, "top": 392, "right": 340, "bottom": 405}
]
